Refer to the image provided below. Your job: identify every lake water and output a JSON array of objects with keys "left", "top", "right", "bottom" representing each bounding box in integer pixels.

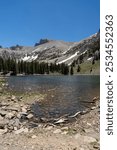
[{"left": 6, "top": 75, "right": 100, "bottom": 118}]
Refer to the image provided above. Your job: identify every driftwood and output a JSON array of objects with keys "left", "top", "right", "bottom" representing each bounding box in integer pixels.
[
  {"left": 68, "top": 111, "right": 81, "bottom": 118},
  {"left": 54, "top": 118, "right": 68, "bottom": 124}
]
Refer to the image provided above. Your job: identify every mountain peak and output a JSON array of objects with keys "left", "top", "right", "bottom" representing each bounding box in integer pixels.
[{"left": 34, "top": 39, "right": 52, "bottom": 46}]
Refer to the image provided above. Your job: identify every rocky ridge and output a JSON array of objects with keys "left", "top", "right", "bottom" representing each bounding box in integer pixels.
[{"left": 0, "top": 31, "right": 100, "bottom": 65}]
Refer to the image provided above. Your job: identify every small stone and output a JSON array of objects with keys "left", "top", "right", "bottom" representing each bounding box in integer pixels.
[
  {"left": 61, "top": 131, "right": 68, "bottom": 135},
  {"left": 0, "top": 119, "right": 8, "bottom": 129},
  {"left": 8, "top": 126, "right": 14, "bottom": 130},
  {"left": 23, "top": 128, "right": 28, "bottom": 133},
  {"left": 13, "top": 127, "right": 17, "bottom": 131},
  {"left": 26, "top": 114, "right": 33, "bottom": 119},
  {"left": 61, "top": 126, "right": 69, "bottom": 131},
  {"left": 14, "top": 128, "right": 28, "bottom": 134},
  {"left": 13, "top": 118, "right": 20, "bottom": 127},
  {"left": 83, "top": 136, "right": 97, "bottom": 143},
  {"left": 31, "top": 135, "right": 37, "bottom": 139},
  {"left": 74, "top": 133, "right": 81, "bottom": 139},
  {"left": 11, "top": 95, "right": 17, "bottom": 102},
  {"left": 87, "top": 122, "right": 91, "bottom": 126},
  {"left": 11, "top": 95, "right": 16, "bottom": 100},
  {"left": 4, "top": 106, "right": 19, "bottom": 112},
  {"left": 21, "top": 107, "right": 27, "bottom": 113},
  {"left": 53, "top": 129, "right": 62, "bottom": 134},
  {"left": 0, "top": 115, "right": 3, "bottom": 120},
  {"left": 45, "top": 126, "right": 53, "bottom": 130},
  {"left": 93, "top": 142, "right": 100, "bottom": 149},
  {"left": 92, "top": 97, "right": 98, "bottom": 102},
  {"left": 5, "top": 112, "right": 15, "bottom": 119},
  {"left": 73, "top": 148, "right": 77, "bottom": 150},
  {"left": 0, "top": 128, "right": 7, "bottom": 135},
  {"left": 91, "top": 106, "right": 96, "bottom": 110},
  {"left": 0, "top": 110, "right": 8, "bottom": 116}
]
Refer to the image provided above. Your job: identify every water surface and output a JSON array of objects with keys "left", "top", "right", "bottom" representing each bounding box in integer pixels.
[{"left": 7, "top": 75, "right": 100, "bottom": 118}]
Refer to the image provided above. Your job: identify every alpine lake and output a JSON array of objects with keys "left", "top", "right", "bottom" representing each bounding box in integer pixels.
[{"left": 6, "top": 75, "right": 100, "bottom": 119}]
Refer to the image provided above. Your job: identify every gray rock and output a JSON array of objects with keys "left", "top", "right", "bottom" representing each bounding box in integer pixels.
[
  {"left": 93, "top": 142, "right": 100, "bottom": 149},
  {"left": 61, "top": 131, "right": 68, "bottom": 135},
  {"left": 82, "top": 136, "right": 97, "bottom": 143},
  {"left": 5, "top": 112, "right": 15, "bottom": 119},
  {"left": 61, "top": 126, "right": 69, "bottom": 131},
  {"left": 45, "top": 126, "right": 53, "bottom": 131},
  {"left": 17, "top": 112, "right": 28, "bottom": 119},
  {"left": 0, "top": 102, "right": 9, "bottom": 107},
  {"left": 53, "top": 129, "right": 62, "bottom": 134},
  {"left": 0, "top": 119, "right": 8, "bottom": 129},
  {"left": 74, "top": 134, "right": 96, "bottom": 143},
  {"left": 11, "top": 95, "right": 16, "bottom": 101},
  {"left": 14, "top": 127, "right": 28, "bottom": 134},
  {"left": 0, "top": 115, "right": 3, "bottom": 120},
  {"left": 0, "top": 128, "right": 8, "bottom": 135},
  {"left": 0, "top": 110, "right": 8, "bottom": 116},
  {"left": 26, "top": 113, "right": 33, "bottom": 119},
  {"left": 31, "top": 135, "right": 37, "bottom": 139},
  {"left": 3, "top": 106, "right": 20, "bottom": 112},
  {"left": 21, "top": 107, "right": 27, "bottom": 113},
  {"left": 74, "top": 133, "right": 81, "bottom": 139},
  {"left": 13, "top": 118, "right": 20, "bottom": 127}
]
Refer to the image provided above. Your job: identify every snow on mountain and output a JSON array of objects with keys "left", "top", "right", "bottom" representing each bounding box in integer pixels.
[
  {"left": 0, "top": 31, "right": 100, "bottom": 65},
  {"left": 57, "top": 52, "right": 79, "bottom": 64}
]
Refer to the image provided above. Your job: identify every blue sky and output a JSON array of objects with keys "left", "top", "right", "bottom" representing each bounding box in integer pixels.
[{"left": 0, "top": 0, "right": 100, "bottom": 47}]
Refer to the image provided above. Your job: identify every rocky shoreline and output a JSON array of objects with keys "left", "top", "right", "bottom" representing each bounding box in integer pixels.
[{"left": 0, "top": 78, "right": 100, "bottom": 150}]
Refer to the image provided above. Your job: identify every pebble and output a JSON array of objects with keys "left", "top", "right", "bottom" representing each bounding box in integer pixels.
[
  {"left": 53, "top": 129, "right": 62, "bottom": 134},
  {"left": 14, "top": 128, "right": 28, "bottom": 134},
  {"left": 31, "top": 135, "right": 37, "bottom": 139},
  {"left": 0, "top": 128, "right": 7, "bottom": 135},
  {"left": 26, "top": 113, "right": 33, "bottom": 119}
]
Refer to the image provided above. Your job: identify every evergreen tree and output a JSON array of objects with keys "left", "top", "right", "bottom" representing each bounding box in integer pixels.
[
  {"left": 70, "top": 66, "right": 74, "bottom": 75},
  {"left": 77, "top": 65, "right": 81, "bottom": 72}
]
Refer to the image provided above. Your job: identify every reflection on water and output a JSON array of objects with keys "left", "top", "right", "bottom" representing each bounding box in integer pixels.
[{"left": 7, "top": 75, "right": 100, "bottom": 118}]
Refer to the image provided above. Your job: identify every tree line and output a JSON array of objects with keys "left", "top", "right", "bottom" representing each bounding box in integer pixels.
[{"left": 0, "top": 57, "right": 71, "bottom": 75}]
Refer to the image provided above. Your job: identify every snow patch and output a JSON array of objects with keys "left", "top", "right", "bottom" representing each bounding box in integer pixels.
[
  {"left": 22, "top": 54, "right": 38, "bottom": 61},
  {"left": 31, "top": 55, "right": 38, "bottom": 61},
  {"left": 22, "top": 54, "right": 31, "bottom": 61},
  {"left": 57, "top": 52, "right": 79, "bottom": 64},
  {"left": 87, "top": 57, "right": 93, "bottom": 61},
  {"left": 62, "top": 51, "right": 67, "bottom": 55}
]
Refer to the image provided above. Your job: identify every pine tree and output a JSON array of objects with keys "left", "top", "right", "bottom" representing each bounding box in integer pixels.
[
  {"left": 70, "top": 66, "right": 74, "bottom": 75},
  {"left": 77, "top": 65, "right": 81, "bottom": 72}
]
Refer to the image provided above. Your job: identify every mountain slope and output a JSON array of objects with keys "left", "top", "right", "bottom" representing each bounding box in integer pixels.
[{"left": 0, "top": 31, "right": 100, "bottom": 67}]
